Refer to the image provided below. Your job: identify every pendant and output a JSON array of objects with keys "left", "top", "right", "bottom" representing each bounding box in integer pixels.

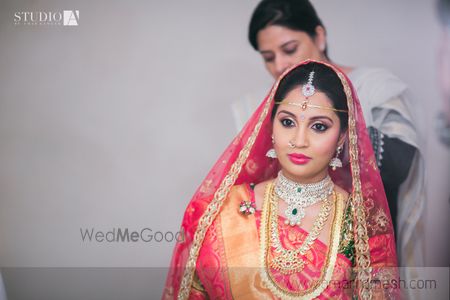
[
  {"left": 284, "top": 204, "right": 305, "bottom": 226},
  {"left": 270, "top": 253, "right": 306, "bottom": 275}
]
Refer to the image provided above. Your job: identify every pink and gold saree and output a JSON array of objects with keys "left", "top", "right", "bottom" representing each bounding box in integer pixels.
[{"left": 163, "top": 60, "right": 399, "bottom": 299}]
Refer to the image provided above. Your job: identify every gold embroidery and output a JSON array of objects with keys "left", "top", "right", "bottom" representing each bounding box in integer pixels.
[
  {"left": 371, "top": 267, "right": 398, "bottom": 299},
  {"left": 338, "top": 196, "right": 355, "bottom": 265},
  {"left": 335, "top": 65, "right": 372, "bottom": 300},
  {"left": 371, "top": 208, "right": 390, "bottom": 234},
  {"left": 177, "top": 79, "right": 280, "bottom": 300},
  {"left": 368, "top": 156, "right": 378, "bottom": 171}
]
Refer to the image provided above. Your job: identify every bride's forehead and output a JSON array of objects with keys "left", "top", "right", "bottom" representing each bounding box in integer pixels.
[
  {"left": 277, "top": 106, "right": 336, "bottom": 118},
  {"left": 282, "top": 90, "right": 334, "bottom": 106},
  {"left": 275, "top": 97, "right": 338, "bottom": 118}
]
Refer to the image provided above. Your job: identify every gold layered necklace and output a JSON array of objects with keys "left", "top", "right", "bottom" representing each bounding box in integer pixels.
[
  {"left": 259, "top": 181, "right": 345, "bottom": 300},
  {"left": 269, "top": 189, "right": 334, "bottom": 275}
]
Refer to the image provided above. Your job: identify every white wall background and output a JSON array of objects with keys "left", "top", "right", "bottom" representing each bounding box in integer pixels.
[{"left": 0, "top": 0, "right": 448, "bottom": 299}]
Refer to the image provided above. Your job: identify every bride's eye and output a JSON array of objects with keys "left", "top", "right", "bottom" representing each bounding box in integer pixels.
[
  {"left": 280, "top": 118, "right": 295, "bottom": 128},
  {"left": 311, "top": 123, "right": 329, "bottom": 132}
]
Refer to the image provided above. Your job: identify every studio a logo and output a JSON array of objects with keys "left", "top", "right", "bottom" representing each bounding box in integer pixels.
[
  {"left": 14, "top": 10, "right": 79, "bottom": 26},
  {"left": 63, "top": 10, "right": 79, "bottom": 26}
]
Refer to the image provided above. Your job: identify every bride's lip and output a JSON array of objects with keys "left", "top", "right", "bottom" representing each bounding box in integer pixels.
[{"left": 288, "top": 153, "right": 311, "bottom": 165}]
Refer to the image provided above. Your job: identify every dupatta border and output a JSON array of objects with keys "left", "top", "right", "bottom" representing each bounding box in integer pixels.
[
  {"left": 176, "top": 75, "right": 280, "bottom": 300},
  {"left": 335, "top": 66, "right": 372, "bottom": 300}
]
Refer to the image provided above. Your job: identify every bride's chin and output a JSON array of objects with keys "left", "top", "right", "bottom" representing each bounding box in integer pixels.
[
  {"left": 279, "top": 169, "right": 310, "bottom": 183},
  {"left": 280, "top": 167, "right": 330, "bottom": 184}
]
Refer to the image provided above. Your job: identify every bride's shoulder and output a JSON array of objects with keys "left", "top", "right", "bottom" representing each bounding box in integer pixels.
[
  {"left": 334, "top": 184, "right": 350, "bottom": 201},
  {"left": 232, "top": 179, "right": 272, "bottom": 199},
  {"left": 253, "top": 179, "right": 274, "bottom": 194},
  {"left": 252, "top": 179, "right": 275, "bottom": 210}
]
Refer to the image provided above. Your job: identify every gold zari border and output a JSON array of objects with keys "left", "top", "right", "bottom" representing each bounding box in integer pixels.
[
  {"left": 334, "top": 67, "right": 372, "bottom": 300},
  {"left": 176, "top": 80, "right": 280, "bottom": 300}
]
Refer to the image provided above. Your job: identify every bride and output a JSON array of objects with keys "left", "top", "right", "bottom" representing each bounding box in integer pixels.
[{"left": 163, "top": 61, "right": 399, "bottom": 299}]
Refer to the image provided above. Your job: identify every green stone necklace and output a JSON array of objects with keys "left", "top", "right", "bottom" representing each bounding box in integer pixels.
[{"left": 274, "top": 171, "right": 334, "bottom": 226}]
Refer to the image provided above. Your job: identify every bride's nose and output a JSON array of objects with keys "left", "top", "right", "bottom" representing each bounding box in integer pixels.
[{"left": 291, "top": 126, "right": 309, "bottom": 148}]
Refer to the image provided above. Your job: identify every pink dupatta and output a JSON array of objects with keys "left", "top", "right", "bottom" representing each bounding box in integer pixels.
[{"left": 163, "top": 60, "right": 398, "bottom": 300}]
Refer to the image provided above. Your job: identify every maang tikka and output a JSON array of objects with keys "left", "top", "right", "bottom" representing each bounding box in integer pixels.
[
  {"left": 302, "top": 70, "right": 316, "bottom": 98},
  {"left": 274, "top": 69, "right": 348, "bottom": 114}
]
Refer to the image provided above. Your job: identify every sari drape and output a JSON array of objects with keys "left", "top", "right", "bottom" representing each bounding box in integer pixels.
[{"left": 163, "top": 60, "right": 399, "bottom": 300}]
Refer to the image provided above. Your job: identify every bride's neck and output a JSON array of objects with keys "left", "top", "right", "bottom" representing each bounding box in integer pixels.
[{"left": 279, "top": 170, "right": 329, "bottom": 185}]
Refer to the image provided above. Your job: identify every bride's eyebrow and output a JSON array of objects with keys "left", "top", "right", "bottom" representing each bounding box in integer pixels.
[
  {"left": 277, "top": 110, "right": 297, "bottom": 120},
  {"left": 277, "top": 110, "right": 334, "bottom": 124},
  {"left": 309, "top": 116, "right": 334, "bottom": 123}
]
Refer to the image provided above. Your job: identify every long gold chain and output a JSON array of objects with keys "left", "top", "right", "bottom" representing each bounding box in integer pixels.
[
  {"left": 259, "top": 181, "right": 344, "bottom": 299},
  {"left": 269, "top": 188, "right": 334, "bottom": 275}
]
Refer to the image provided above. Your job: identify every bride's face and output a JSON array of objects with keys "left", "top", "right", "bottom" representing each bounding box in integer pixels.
[{"left": 272, "top": 87, "right": 344, "bottom": 183}]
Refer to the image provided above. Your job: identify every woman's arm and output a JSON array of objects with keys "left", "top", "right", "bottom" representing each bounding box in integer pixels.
[{"left": 368, "top": 126, "right": 416, "bottom": 231}]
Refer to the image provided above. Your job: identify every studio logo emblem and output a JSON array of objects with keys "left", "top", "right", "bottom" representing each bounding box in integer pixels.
[
  {"left": 63, "top": 10, "right": 79, "bottom": 26},
  {"left": 14, "top": 10, "right": 79, "bottom": 26}
]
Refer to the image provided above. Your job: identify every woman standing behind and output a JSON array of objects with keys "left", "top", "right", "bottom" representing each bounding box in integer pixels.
[{"left": 248, "top": 0, "right": 425, "bottom": 272}]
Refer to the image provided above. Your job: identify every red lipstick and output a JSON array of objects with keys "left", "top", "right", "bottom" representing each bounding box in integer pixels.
[{"left": 288, "top": 153, "right": 311, "bottom": 165}]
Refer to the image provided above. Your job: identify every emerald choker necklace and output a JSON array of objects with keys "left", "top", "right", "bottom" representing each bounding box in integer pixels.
[{"left": 274, "top": 171, "right": 334, "bottom": 226}]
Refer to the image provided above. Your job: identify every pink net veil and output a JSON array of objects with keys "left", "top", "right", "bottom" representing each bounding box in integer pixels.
[{"left": 163, "top": 60, "right": 398, "bottom": 300}]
